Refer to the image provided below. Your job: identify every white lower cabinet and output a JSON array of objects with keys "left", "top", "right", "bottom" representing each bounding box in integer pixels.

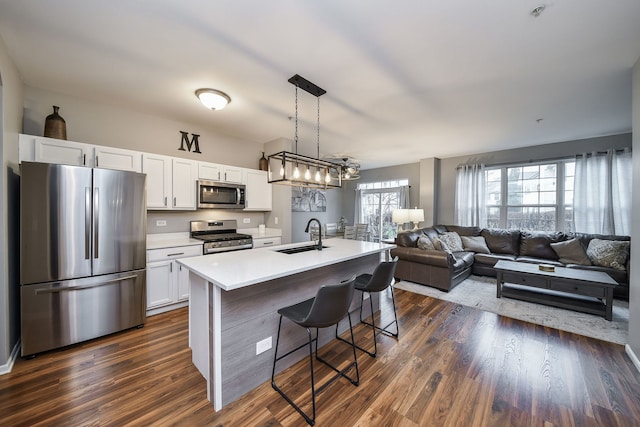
[
  {"left": 146, "top": 244, "right": 202, "bottom": 315},
  {"left": 252, "top": 236, "right": 282, "bottom": 248}
]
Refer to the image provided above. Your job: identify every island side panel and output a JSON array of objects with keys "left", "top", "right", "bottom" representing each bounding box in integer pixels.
[{"left": 218, "top": 253, "right": 380, "bottom": 407}]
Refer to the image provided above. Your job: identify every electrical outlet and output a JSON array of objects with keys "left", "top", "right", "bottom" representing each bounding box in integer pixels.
[
  {"left": 243, "top": 218, "right": 251, "bottom": 224},
  {"left": 274, "top": 217, "right": 279, "bottom": 225},
  {"left": 156, "top": 220, "right": 167, "bottom": 227},
  {"left": 256, "top": 337, "right": 272, "bottom": 355}
]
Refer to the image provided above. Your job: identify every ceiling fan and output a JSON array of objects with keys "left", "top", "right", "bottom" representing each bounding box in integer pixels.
[{"left": 325, "top": 156, "right": 361, "bottom": 180}]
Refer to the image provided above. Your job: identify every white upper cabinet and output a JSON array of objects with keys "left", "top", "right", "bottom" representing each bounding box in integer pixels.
[
  {"left": 172, "top": 158, "right": 198, "bottom": 209},
  {"left": 94, "top": 146, "right": 142, "bottom": 172},
  {"left": 198, "top": 162, "right": 222, "bottom": 181},
  {"left": 20, "top": 134, "right": 142, "bottom": 172},
  {"left": 142, "top": 154, "right": 197, "bottom": 210},
  {"left": 198, "top": 161, "right": 244, "bottom": 184},
  {"left": 142, "top": 153, "right": 172, "bottom": 209},
  {"left": 20, "top": 135, "right": 92, "bottom": 166},
  {"left": 243, "top": 169, "right": 272, "bottom": 211},
  {"left": 222, "top": 166, "right": 244, "bottom": 184}
]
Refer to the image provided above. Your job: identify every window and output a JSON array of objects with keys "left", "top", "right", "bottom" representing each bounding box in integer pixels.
[
  {"left": 485, "top": 160, "right": 575, "bottom": 231},
  {"left": 357, "top": 180, "right": 409, "bottom": 241}
]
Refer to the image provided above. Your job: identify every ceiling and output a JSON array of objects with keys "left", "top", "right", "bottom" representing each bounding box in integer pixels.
[{"left": 1, "top": 1, "right": 639, "bottom": 170}]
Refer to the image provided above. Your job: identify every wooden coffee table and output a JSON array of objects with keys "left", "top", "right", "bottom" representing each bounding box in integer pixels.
[{"left": 494, "top": 260, "right": 618, "bottom": 320}]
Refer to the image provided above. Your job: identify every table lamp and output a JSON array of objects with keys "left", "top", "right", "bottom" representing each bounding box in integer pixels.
[
  {"left": 392, "top": 209, "right": 409, "bottom": 233},
  {"left": 409, "top": 208, "right": 424, "bottom": 230}
]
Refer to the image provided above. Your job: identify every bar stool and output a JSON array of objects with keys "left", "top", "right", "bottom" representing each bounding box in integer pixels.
[
  {"left": 271, "top": 276, "right": 359, "bottom": 426},
  {"left": 338, "top": 256, "right": 399, "bottom": 357}
]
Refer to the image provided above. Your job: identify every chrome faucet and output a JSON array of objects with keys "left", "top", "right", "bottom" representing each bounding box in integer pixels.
[{"left": 304, "top": 218, "right": 323, "bottom": 250}]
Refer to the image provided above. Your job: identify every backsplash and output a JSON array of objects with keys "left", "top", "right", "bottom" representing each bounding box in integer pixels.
[{"left": 147, "top": 210, "right": 266, "bottom": 234}]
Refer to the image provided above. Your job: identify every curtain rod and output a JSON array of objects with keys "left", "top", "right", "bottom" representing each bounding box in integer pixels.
[{"left": 456, "top": 148, "right": 631, "bottom": 170}]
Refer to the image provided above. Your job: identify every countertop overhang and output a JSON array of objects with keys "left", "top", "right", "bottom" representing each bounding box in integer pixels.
[{"left": 177, "top": 239, "right": 395, "bottom": 291}]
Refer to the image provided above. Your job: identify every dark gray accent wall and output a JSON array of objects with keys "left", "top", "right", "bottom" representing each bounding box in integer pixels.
[{"left": 437, "top": 133, "right": 632, "bottom": 225}]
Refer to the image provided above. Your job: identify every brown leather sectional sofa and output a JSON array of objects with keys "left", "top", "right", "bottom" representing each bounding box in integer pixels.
[{"left": 390, "top": 225, "right": 631, "bottom": 300}]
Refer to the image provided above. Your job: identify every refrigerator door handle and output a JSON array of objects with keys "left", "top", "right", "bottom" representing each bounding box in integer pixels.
[
  {"left": 34, "top": 274, "right": 139, "bottom": 294},
  {"left": 94, "top": 187, "right": 99, "bottom": 259},
  {"left": 85, "top": 187, "right": 91, "bottom": 259}
]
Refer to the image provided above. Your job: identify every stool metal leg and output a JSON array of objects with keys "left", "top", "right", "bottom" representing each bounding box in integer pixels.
[
  {"left": 272, "top": 314, "right": 359, "bottom": 425},
  {"left": 338, "top": 287, "right": 399, "bottom": 357}
]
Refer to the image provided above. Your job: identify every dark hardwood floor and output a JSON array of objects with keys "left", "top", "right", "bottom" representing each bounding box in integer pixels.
[{"left": 2, "top": 288, "right": 640, "bottom": 426}]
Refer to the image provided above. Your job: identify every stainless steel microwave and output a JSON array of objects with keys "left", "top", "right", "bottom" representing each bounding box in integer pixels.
[{"left": 197, "top": 180, "right": 246, "bottom": 209}]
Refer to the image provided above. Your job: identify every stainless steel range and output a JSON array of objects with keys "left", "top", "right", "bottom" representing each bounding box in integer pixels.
[{"left": 190, "top": 220, "right": 253, "bottom": 254}]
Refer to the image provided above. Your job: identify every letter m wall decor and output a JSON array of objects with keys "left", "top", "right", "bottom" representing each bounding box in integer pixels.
[{"left": 179, "top": 131, "right": 202, "bottom": 153}]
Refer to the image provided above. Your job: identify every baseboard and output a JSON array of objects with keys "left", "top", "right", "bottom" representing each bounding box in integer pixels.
[
  {"left": 0, "top": 339, "right": 21, "bottom": 376},
  {"left": 626, "top": 344, "right": 640, "bottom": 374}
]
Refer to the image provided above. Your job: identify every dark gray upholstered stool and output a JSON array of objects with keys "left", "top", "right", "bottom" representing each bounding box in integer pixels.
[
  {"left": 338, "top": 256, "right": 399, "bottom": 357},
  {"left": 271, "top": 276, "right": 359, "bottom": 426}
]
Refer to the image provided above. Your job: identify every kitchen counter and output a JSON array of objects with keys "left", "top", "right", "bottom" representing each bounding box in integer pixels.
[
  {"left": 239, "top": 227, "right": 282, "bottom": 239},
  {"left": 178, "top": 238, "right": 393, "bottom": 291},
  {"left": 146, "top": 232, "right": 203, "bottom": 250},
  {"left": 178, "top": 238, "right": 394, "bottom": 410}
]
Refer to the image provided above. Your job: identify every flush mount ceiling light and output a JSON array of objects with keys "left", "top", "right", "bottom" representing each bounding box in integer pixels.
[
  {"left": 195, "top": 88, "right": 231, "bottom": 110},
  {"left": 530, "top": 4, "right": 546, "bottom": 17},
  {"left": 267, "top": 74, "right": 342, "bottom": 189}
]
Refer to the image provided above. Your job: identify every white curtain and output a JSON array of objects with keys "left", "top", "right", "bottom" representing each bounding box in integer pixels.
[
  {"left": 573, "top": 149, "right": 632, "bottom": 235},
  {"left": 398, "top": 185, "right": 410, "bottom": 209},
  {"left": 455, "top": 164, "right": 486, "bottom": 227},
  {"left": 354, "top": 188, "right": 362, "bottom": 224}
]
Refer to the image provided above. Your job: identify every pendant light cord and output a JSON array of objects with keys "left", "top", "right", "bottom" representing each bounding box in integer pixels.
[
  {"left": 294, "top": 85, "right": 299, "bottom": 155},
  {"left": 317, "top": 96, "right": 320, "bottom": 160}
]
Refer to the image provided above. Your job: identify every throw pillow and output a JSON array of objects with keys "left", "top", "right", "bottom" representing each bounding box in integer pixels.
[
  {"left": 550, "top": 238, "right": 591, "bottom": 265},
  {"left": 461, "top": 235, "right": 490, "bottom": 254},
  {"left": 586, "top": 239, "right": 630, "bottom": 271},
  {"left": 417, "top": 234, "right": 435, "bottom": 250},
  {"left": 438, "top": 231, "right": 464, "bottom": 252}
]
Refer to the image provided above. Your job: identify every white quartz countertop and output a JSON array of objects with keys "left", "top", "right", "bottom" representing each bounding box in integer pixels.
[
  {"left": 177, "top": 238, "right": 395, "bottom": 291},
  {"left": 147, "top": 232, "right": 203, "bottom": 250},
  {"left": 239, "top": 227, "right": 282, "bottom": 238}
]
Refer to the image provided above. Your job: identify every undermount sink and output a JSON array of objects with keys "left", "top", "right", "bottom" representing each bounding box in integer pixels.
[{"left": 275, "top": 245, "right": 328, "bottom": 254}]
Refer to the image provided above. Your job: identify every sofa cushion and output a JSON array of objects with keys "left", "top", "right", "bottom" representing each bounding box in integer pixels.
[
  {"left": 519, "top": 231, "right": 565, "bottom": 260},
  {"left": 480, "top": 229, "right": 520, "bottom": 255},
  {"left": 461, "top": 236, "right": 490, "bottom": 254},
  {"left": 417, "top": 234, "right": 436, "bottom": 250},
  {"left": 550, "top": 238, "right": 592, "bottom": 265},
  {"left": 390, "top": 246, "right": 452, "bottom": 268},
  {"left": 586, "top": 239, "right": 630, "bottom": 271},
  {"left": 445, "top": 225, "right": 481, "bottom": 237},
  {"left": 395, "top": 229, "right": 423, "bottom": 248},
  {"left": 439, "top": 232, "right": 464, "bottom": 252},
  {"left": 452, "top": 251, "right": 475, "bottom": 272}
]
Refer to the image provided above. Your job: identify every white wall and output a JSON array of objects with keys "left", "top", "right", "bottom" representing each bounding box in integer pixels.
[
  {"left": 0, "top": 33, "right": 23, "bottom": 371},
  {"left": 437, "top": 133, "right": 632, "bottom": 224},
  {"left": 628, "top": 57, "right": 640, "bottom": 361},
  {"left": 23, "top": 86, "right": 266, "bottom": 168}
]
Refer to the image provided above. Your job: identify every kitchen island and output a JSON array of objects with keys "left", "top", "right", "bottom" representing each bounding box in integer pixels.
[{"left": 177, "top": 238, "right": 395, "bottom": 410}]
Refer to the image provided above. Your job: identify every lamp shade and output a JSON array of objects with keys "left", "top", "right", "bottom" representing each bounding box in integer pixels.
[
  {"left": 409, "top": 208, "right": 424, "bottom": 223},
  {"left": 195, "top": 88, "right": 231, "bottom": 110},
  {"left": 392, "top": 209, "right": 409, "bottom": 224}
]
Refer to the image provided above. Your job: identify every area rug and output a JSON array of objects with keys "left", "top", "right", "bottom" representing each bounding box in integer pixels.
[{"left": 395, "top": 275, "right": 629, "bottom": 345}]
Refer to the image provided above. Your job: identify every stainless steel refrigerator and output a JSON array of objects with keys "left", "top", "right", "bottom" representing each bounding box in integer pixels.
[{"left": 20, "top": 161, "right": 147, "bottom": 356}]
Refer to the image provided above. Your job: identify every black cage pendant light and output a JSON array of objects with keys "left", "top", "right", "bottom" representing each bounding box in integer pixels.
[{"left": 267, "top": 75, "right": 342, "bottom": 189}]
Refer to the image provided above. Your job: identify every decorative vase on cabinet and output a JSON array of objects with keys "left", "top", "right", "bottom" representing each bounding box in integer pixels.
[
  {"left": 258, "top": 152, "right": 268, "bottom": 171},
  {"left": 44, "top": 105, "right": 67, "bottom": 140}
]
